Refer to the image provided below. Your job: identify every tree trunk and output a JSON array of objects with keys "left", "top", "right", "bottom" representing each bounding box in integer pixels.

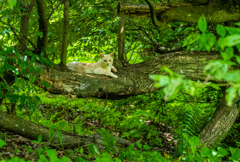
[
  {"left": 60, "top": 0, "right": 69, "bottom": 66},
  {"left": 35, "top": 51, "right": 223, "bottom": 99},
  {"left": 117, "top": 15, "right": 127, "bottom": 63},
  {"left": 0, "top": 110, "right": 133, "bottom": 149},
  {"left": 18, "top": 2, "right": 34, "bottom": 52},
  {"left": 36, "top": 0, "right": 48, "bottom": 55},
  {"left": 117, "top": 2, "right": 240, "bottom": 24},
  {"left": 199, "top": 89, "right": 240, "bottom": 147}
]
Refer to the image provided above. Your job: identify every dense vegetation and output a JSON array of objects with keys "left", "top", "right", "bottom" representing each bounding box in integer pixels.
[{"left": 0, "top": 0, "right": 240, "bottom": 161}]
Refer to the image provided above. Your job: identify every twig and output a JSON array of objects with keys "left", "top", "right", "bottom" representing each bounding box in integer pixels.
[
  {"left": 48, "top": 0, "right": 64, "bottom": 20},
  {"left": 180, "top": 90, "right": 195, "bottom": 108}
]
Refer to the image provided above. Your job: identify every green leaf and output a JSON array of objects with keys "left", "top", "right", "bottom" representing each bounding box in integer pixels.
[
  {"left": 42, "top": 81, "right": 51, "bottom": 88},
  {"left": 188, "top": 136, "right": 200, "bottom": 155},
  {"left": 226, "top": 87, "right": 237, "bottom": 106},
  {"left": 204, "top": 60, "right": 230, "bottom": 80},
  {"left": 49, "top": 125, "right": 56, "bottom": 140},
  {"left": 38, "top": 147, "right": 44, "bottom": 156},
  {"left": 46, "top": 149, "right": 58, "bottom": 161},
  {"left": 82, "top": 10, "right": 87, "bottom": 17},
  {"left": 235, "top": 22, "right": 240, "bottom": 26},
  {"left": 36, "top": 67, "right": 42, "bottom": 74},
  {"left": 155, "top": 76, "right": 170, "bottom": 88},
  {"left": 224, "top": 70, "right": 240, "bottom": 82},
  {"left": 199, "top": 33, "right": 216, "bottom": 51},
  {"left": 88, "top": 143, "right": 94, "bottom": 155},
  {"left": 221, "top": 47, "right": 234, "bottom": 60},
  {"left": 198, "top": 15, "right": 207, "bottom": 33},
  {"left": 217, "top": 147, "right": 228, "bottom": 157},
  {"left": 143, "top": 145, "right": 152, "bottom": 151},
  {"left": 37, "top": 31, "right": 43, "bottom": 39},
  {"left": 161, "top": 66, "right": 174, "bottom": 76},
  {"left": 182, "top": 33, "right": 201, "bottom": 47},
  {"left": 200, "top": 147, "right": 211, "bottom": 157},
  {"left": 105, "top": 28, "right": 109, "bottom": 35},
  {"left": 149, "top": 74, "right": 161, "bottom": 81},
  {"left": 60, "top": 156, "right": 71, "bottom": 162},
  {"left": 57, "top": 130, "right": 63, "bottom": 144},
  {"left": 220, "top": 34, "right": 240, "bottom": 50},
  {"left": 7, "top": 0, "right": 17, "bottom": 9},
  {"left": 136, "top": 143, "right": 142, "bottom": 149},
  {"left": 80, "top": 147, "right": 84, "bottom": 154},
  {"left": 115, "top": 159, "right": 122, "bottom": 162},
  {"left": 21, "top": 79, "right": 25, "bottom": 89},
  {"left": 38, "top": 135, "right": 42, "bottom": 143},
  {"left": 93, "top": 145, "right": 100, "bottom": 155},
  {"left": 0, "top": 139, "right": 7, "bottom": 148},
  {"left": 216, "top": 24, "right": 226, "bottom": 37},
  {"left": 237, "top": 44, "right": 240, "bottom": 53},
  {"left": 225, "top": 27, "right": 240, "bottom": 35},
  {"left": 229, "top": 147, "right": 237, "bottom": 155},
  {"left": 27, "top": 84, "right": 31, "bottom": 93},
  {"left": 39, "top": 154, "right": 48, "bottom": 162}
]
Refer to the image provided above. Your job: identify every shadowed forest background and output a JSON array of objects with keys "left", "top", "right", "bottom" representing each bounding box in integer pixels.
[{"left": 1, "top": 0, "right": 240, "bottom": 161}]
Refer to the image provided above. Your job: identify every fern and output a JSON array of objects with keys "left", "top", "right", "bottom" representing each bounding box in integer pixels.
[{"left": 174, "top": 104, "right": 209, "bottom": 156}]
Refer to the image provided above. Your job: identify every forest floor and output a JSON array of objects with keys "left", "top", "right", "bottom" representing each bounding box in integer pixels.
[{"left": 0, "top": 94, "right": 177, "bottom": 161}]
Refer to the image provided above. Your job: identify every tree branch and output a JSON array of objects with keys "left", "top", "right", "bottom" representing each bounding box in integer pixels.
[
  {"left": 144, "top": 0, "right": 166, "bottom": 27},
  {"left": 47, "top": 0, "right": 64, "bottom": 20}
]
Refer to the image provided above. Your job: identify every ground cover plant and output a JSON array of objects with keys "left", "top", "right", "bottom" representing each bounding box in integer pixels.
[{"left": 1, "top": 0, "right": 240, "bottom": 161}]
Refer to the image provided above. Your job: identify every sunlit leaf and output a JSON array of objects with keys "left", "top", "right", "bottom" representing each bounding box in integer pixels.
[
  {"left": 200, "top": 147, "right": 211, "bottom": 157},
  {"left": 57, "top": 130, "right": 62, "bottom": 144},
  {"left": 7, "top": 0, "right": 17, "bottom": 9},
  {"left": 216, "top": 24, "right": 226, "bottom": 37},
  {"left": 220, "top": 35, "right": 240, "bottom": 49},
  {"left": 217, "top": 147, "right": 228, "bottom": 157},
  {"left": 226, "top": 87, "right": 236, "bottom": 106},
  {"left": 0, "top": 139, "right": 7, "bottom": 148},
  {"left": 221, "top": 47, "right": 234, "bottom": 60},
  {"left": 198, "top": 15, "right": 207, "bottom": 33}
]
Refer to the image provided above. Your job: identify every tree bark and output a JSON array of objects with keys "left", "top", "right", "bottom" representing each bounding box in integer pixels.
[
  {"left": 117, "top": 2, "right": 240, "bottom": 24},
  {"left": 0, "top": 110, "right": 133, "bottom": 150},
  {"left": 145, "top": 0, "right": 166, "bottom": 27},
  {"left": 18, "top": 2, "right": 34, "bottom": 52},
  {"left": 117, "top": 15, "right": 127, "bottom": 63},
  {"left": 35, "top": 51, "right": 222, "bottom": 99},
  {"left": 36, "top": 0, "right": 48, "bottom": 56},
  {"left": 60, "top": 0, "right": 69, "bottom": 66},
  {"left": 199, "top": 89, "right": 240, "bottom": 147}
]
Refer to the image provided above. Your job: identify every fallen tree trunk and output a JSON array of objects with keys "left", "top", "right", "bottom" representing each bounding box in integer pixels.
[
  {"left": 0, "top": 110, "right": 133, "bottom": 150},
  {"left": 118, "top": 2, "right": 240, "bottom": 23},
  {"left": 37, "top": 51, "right": 221, "bottom": 99}
]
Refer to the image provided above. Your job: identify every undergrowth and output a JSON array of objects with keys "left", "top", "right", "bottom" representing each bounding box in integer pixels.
[{"left": 1, "top": 82, "right": 238, "bottom": 161}]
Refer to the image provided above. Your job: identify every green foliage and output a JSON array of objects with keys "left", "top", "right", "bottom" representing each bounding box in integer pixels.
[
  {"left": 31, "top": 135, "right": 42, "bottom": 144},
  {"left": 96, "top": 153, "right": 121, "bottom": 162},
  {"left": 98, "top": 129, "right": 116, "bottom": 152},
  {"left": 198, "top": 15, "right": 207, "bottom": 33},
  {"left": 150, "top": 67, "right": 195, "bottom": 100},
  {"left": 88, "top": 143, "right": 100, "bottom": 156},
  {"left": 182, "top": 16, "right": 240, "bottom": 105},
  {"left": 1, "top": 1, "right": 240, "bottom": 162},
  {"left": 184, "top": 15, "right": 216, "bottom": 52},
  {"left": 7, "top": 0, "right": 17, "bottom": 9},
  {"left": 0, "top": 139, "right": 6, "bottom": 148},
  {"left": 0, "top": 47, "right": 48, "bottom": 114}
]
